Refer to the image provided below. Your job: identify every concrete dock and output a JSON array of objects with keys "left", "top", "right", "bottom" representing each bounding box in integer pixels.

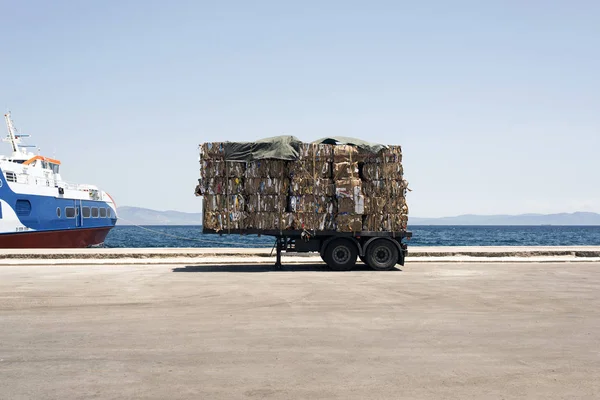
[
  {"left": 1, "top": 246, "right": 600, "bottom": 265},
  {"left": 1, "top": 256, "right": 599, "bottom": 399}
]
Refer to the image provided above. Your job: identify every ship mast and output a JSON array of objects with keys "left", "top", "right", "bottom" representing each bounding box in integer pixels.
[{"left": 3, "top": 111, "right": 31, "bottom": 156}]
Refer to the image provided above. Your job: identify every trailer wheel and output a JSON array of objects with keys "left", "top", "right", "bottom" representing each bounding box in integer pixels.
[
  {"left": 324, "top": 238, "right": 357, "bottom": 271},
  {"left": 366, "top": 239, "right": 398, "bottom": 271}
]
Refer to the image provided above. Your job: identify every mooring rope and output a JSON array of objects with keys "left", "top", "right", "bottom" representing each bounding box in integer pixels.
[{"left": 109, "top": 217, "right": 273, "bottom": 248}]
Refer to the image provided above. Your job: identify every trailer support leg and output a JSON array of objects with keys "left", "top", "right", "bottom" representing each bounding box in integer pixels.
[{"left": 275, "top": 237, "right": 283, "bottom": 269}]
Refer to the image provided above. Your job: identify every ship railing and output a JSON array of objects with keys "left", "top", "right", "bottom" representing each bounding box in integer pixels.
[{"left": 12, "top": 173, "right": 100, "bottom": 197}]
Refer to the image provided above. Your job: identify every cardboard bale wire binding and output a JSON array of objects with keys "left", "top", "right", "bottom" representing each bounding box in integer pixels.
[{"left": 197, "top": 135, "right": 408, "bottom": 233}]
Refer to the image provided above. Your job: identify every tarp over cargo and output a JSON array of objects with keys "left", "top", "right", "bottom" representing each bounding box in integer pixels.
[
  {"left": 211, "top": 135, "right": 386, "bottom": 162},
  {"left": 312, "top": 136, "right": 386, "bottom": 154}
]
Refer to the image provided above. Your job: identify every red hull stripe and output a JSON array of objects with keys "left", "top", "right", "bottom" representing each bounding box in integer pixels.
[{"left": 0, "top": 227, "right": 113, "bottom": 248}]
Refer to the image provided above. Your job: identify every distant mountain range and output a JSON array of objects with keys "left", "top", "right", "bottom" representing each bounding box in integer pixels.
[
  {"left": 408, "top": 212, "right": 600, "bottom": 226},
  {"left": 117, "top": 206, "right": 202, "bottom": 225},
  {"left": 116, "top": 207, "right": 600, "bottom": 226}
]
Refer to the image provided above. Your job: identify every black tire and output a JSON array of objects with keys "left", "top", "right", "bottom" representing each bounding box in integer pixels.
[
  {"left": 366, "top": 239, "right": 399, "bottom": 271},
  {"left": 324, "top": 238, "right": 358, "bottom": 271}
]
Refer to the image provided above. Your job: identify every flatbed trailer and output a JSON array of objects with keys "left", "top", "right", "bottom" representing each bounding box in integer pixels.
[{"left": 203, "top": 228, "right": 412, "bottom": 270}]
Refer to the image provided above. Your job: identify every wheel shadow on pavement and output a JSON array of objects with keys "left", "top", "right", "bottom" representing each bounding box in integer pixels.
[{"left": 172, "top": 263, "right": 399, "bottom": 273}]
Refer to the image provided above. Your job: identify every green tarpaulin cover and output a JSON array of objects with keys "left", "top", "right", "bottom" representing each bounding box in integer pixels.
[{"left": 221, "top": 135, "right": 386, "bottom": 161}]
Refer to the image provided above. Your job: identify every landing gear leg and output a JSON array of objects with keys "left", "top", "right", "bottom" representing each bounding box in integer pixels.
[{"left": 275, "top": 237, "right": 283, "bottom": 269}]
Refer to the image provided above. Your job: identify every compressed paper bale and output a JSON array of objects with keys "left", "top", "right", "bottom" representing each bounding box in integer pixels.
[
  {"left": 203, "top": 194, "right": 245, "bottom": 212},
  {"left": 291, "top": 212, "right": 314, "bottom": 230},
  {"left": 363, "top": 145, "right": 403, "bottom": 164},
  {"left": 361, "top": 163, "right": 404, "bottom": 181},
  {"left": 289, "top": 195, "right": 335, "bottom": 214},
  {"left": 362, "top": 179, "right": 408, "bottom": 197},
  {"left": 288, "top": 160, "right": 332, "bottom": 179},
  {"left": 364, "top": 197, "right": 387, "bottom": 214},
  {"left": 244, "top": 178, "right": 290, "bottom": 195},
  {"left": 246, "top": 195, "right": 287, "bottom": 213},
  {"left": 362, "top": 213, "right": 407, "bottom": 232},
  {"left": 292, "top": 213, "right": 335, "bottom": 230},
  {"left": 197, "top": 177, "right": 244, "bottom": 195},
  {"left": 332, "top": 144, "right": 369, "bottom": 163},
  {"left": 245, "top": 212, "right": 292, "bottom": 230},
  {"left": 297, "top": 143, "right": 334, "bottom": 161},
  {"left": 203, "top": 211, "right": 246, "bottom": 231},
  {"left": 200, "top": 160, "right": 225, "bottom": 179},
  {"left": 314, "top": 213, "right": 336, "bottom": 231},
  {"left": 332, "top": 161, "right": 360, "bottom": 180},
  {"left": 364, "top": 196, "right": 408, "bottom": 214},
  {"left": 336, "top": 214, "right": 362, "bottom": 232},
  {"left": 337, "top": 195, "right": 365, "bottom": 214},
  {"left": 200, "top": 142, "right": 226, "bottom": 160},
  {"left": 201, "top": 161, "right": 246, "bottom": 179},
  {"left": 335, "top": 178, "right": 362, "bottom": 199},
  {"left": 245, "top": 160, "right": 287, "bottom": 178},
  {"left": 290, "top": 178, "right": 334, "bottom": 196}
]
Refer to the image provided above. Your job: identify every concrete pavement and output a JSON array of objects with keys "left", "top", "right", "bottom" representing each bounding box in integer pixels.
[{"left": 0, "top": 261, "right": 599, "bottom": 399}]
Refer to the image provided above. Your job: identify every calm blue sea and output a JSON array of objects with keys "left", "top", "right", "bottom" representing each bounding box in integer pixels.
[{"left": 103, "top": 225, "right": 600, "bottom": 248}]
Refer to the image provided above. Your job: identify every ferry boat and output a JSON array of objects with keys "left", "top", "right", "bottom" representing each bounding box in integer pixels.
[{"left": 0, "top": 112, "right": 117, "bottom": 248}]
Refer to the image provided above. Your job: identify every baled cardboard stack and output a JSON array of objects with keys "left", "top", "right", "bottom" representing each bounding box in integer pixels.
[{"left": 196, "top": 138, "right": 408, "bottom": 233}]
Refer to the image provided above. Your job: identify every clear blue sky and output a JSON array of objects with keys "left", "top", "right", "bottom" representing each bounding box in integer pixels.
[{"left": 2, "top": 1, "right": 599, "bottom": 217}]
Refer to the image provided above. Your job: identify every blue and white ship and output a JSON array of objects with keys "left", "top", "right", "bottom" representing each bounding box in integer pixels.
[{"left": 0, "top": 112, "right": 117, "bottom": 248}]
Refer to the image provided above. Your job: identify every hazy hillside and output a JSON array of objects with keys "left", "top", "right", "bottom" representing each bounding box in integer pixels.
[
  {"left": 116, "top": 207, "right": 600, "bottom": 226},
  {"left": 409, "top": 212, "right": 600, "bottom": 226},
  {"left": 117, "top": 206, "right": 202, "bottom": 225}
]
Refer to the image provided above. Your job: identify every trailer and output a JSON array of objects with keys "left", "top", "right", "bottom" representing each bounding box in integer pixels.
[
  {"left": 203, "top": 228, "right": 412, "bottom": 270},
  {"left": 197, "top": 136, "right": 410, "bottom": 270}
]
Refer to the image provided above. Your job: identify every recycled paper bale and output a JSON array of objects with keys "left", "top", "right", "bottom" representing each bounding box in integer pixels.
[
  {"left": 200, "top": 161, "right": 244, "bottom": 178},
  {"left": 362, "top": 179, "right": 408, "bottom": 197},
  {"left": 333, "top": 144, "right": 368, "bottom": 163},
  {"left": 203, "top": 211, "right": 246, "bottom": 231},
  {"left": 244, "top": 178, "right": 289, "bottom": 195},
  {"left": 297, "top": 143, "right": 334, "bottom": 161},
  {"left": 246, "top": 212, "right": 292, "bottom": 230},
  {"left": 361, "top": 163, "right": 403, "bottom": 181},
  {"left": 203, "top": 194, "right": 245, "bottom": 212},
  {"left": 334, "top": 178, "right": 361, "bottom": 199},
  {"left": 197, "top": 177, "right": 244, "bottom": 195},
  {"left": 364, "top": 197, "right": 387, "bottom": 214},
  {"left": 200, "top": 142, "right": 226, "bottom": 159},
  {"left": 245, "top": 160, "right": 287, "bottom": 178},
  {"left": 290, "top": 178, "right": 334, "bottom": 196},
  {"left": 362, "top": 213, "right": 407, "bottom": 232},
  {"left": 332, "top": 161, "right": 360, "bottom": 180},
  {"left": 289, "top": 195, "right": 335, "bottom": 214},
  {"left": 337, "top": 196, "right": 365, "bottom": 214},
  {"left": 197, "top": 135, "right": 408, "bottom": 235},
  {"left": 292, "top": 213, "right": 335, "bottom": 231},
  {"left": 336, "top": 214, "right": 362, "bottom": 232},
  {"left": 246, "top": 195, "right": 287, "bottom": 213},
  {"left": 288, "top": 160, "right": 332, "bottom": 179}
]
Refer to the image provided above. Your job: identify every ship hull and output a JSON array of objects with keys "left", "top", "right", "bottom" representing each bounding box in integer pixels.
[{"left": 0, "top": 226, "right": 113, "bottom": 248}]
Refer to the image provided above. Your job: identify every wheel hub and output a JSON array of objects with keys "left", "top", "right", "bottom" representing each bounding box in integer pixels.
[
  {"left": 374, "top": 246, "right": 391, "bottom": 263},
  {"left": 332, "top": 246, "right": 350, "bottom": 264}
]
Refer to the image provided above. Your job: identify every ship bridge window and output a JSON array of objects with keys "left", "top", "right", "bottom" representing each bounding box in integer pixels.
[
  {"left": 65, "top": 207, "right": 76, "bottom": 218},
  {"left": 5, "top": 171, "right": 16, "bottom": 182},
  {"left": 16, "top": 200, "right": 32, "bottom": 216},
  {"left": 100, "top": 208, "right": 107, "bottom": 218},
  {"left": 92, "top": 207, "right": 99, "bottom": 218},
  {"left": 82, "top": 207, "right": 91, "bottom": 218},
  {"left": 50, "top": 163, "right": 59, "bottom": 174}
]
